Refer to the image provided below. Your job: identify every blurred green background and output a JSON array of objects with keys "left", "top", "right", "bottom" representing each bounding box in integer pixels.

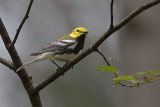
[{"left": 0, "top": 0, "right": 160, "bottom": 107}]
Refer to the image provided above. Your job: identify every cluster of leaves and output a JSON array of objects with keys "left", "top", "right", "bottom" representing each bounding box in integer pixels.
[{"left": 96, "top": 58, "right": 160, "bottom": 87}]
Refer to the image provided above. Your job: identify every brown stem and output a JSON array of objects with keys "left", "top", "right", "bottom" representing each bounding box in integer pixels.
[
  {"left": 96, "top": 49, "right": 110, "bottom": 66},
  {"left": 29, "top": 92, "right": 42, "bottom": 107},
  {"left": 119, "top": 82, "right": 146, "bottom": 88},
  {"left": 0, "top": 57, "right": 15, "bottom": 70},
  {"left": 0, "top": 18, "right": 42, "bottom": 107}
]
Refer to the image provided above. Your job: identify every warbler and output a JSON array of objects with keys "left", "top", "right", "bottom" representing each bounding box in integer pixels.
[{"left": 16, "top": 27, "right": 88, "bottom": 72}]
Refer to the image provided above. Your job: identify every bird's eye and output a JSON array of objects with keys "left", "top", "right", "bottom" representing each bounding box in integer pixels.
[{"left": 76, "top": 29, "right": 80, "bottom": 32}]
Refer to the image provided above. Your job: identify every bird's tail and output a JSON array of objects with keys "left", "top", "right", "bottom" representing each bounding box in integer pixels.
[
  {"left": 16, "top": 52, "right": 53, "bottom": 72},
  {"left": 16, "top": 57, "right": 40, "bottom": 72}
]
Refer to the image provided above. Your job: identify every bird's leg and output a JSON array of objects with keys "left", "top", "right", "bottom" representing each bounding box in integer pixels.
[
  {"left": 50, "top": 60, "right": 65, "bottom": 75},
  {"left": 56, "top": 59, "right": 73, "bottom": 69},
  {"left": 51, "top": 60, "right": 61, "bottom": 69},
  {"left": 29, "top": 75, "right": 32, "bottom": 80}
]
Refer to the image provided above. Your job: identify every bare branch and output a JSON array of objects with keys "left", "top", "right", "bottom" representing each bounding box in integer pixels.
[
  {"left": 96, "top": 49, "right": 110, "bottom": 66},
  {"left": 10, "top": 0, "right": 34, "bottom": 47},
  {"left": 0, "top": 18, "right": 42, "bottom": 107},
  {"left": 110, "top": 0, "right": 114, "bottom": 29},
  {"left": 0, "top": 57, "right": 15, "bottom": 70},
  {"left": 114, "top": 0, "right": 160, "bottom": 31},
  {"left": 0, "top": 17, "right": 31, "bottom": 89},
  {"left": 33, "top": 0, "right": 160, "bottom": 92}
]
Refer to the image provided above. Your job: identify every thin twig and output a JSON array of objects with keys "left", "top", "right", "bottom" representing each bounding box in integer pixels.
[
  {"left": 0, "top": 57, "right": 15, "bottom": 70},
  {"left": 10, "top": 0, "right": 34, "bottom": 47},
  {"left": 95, "top": 47, "right": 147, "bottom": 88},
  {"left": 119, "top": 82, "right": 146, "bottom": 88},
  {"left": 110, "top": 0, "right": 114, "bottom": 29},
  {"left": 96, "top": 49, "right": 110, "bottom": 66},
  {"left": 33, "top": 0, "right": 160, "bottom": 92}
]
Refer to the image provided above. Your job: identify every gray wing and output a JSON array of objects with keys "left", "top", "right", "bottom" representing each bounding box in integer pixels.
[{"left": 30, "top": 39, "right": 76, "bottom": 56}]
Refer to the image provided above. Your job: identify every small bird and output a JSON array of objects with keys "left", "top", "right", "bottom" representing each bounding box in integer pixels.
[{"left": 16, "top": 27, "right": 88, "bottom": 72}]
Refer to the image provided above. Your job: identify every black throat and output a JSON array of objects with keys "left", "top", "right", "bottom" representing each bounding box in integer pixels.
[
  {"left": 57, "top": 34, "right": 86, "bottom": 55},
  {"left": 67, "top": 34, "right": 86, "bottom": 54},
  {"left": 74, "top": 34, "right": 86, "bottom": 51}
]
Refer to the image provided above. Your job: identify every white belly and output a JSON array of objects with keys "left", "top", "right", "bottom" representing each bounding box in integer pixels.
[
  {"left": 51, "top": 51, "right": 82, "bottom": 62},
  {"left": 53, "top": 53, "right": 76, "bottom": 62},
  {"left": 51, "top": 50, "right": 82, "bottom": 62}
]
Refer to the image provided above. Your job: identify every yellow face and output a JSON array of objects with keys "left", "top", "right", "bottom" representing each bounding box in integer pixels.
[{"left": 69, "top": 27, "right": 88, "bottom": 38}]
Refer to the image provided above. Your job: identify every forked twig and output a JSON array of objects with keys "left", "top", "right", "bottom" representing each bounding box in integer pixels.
[{"left": 0, "top": 57, "right": 15, "bottom": 70}]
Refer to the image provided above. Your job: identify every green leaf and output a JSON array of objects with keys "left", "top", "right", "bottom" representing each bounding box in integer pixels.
[
  {"left": 114, "top": 80, "right": 120, "bottom": 86},
  {"left": 136, "top": 70, "right": 157, "bottom": 76},
  {"left": 136, "top": 81, "right": 141, "bottom": 88},
  {"left": 129, "top": 80, "right": 140, "bottom": 84},
  {"left": 154, "top": 73, "right": 160, "bottom": 77},
  {"left": 109, "top": 57, "right": 114, "bottom": 62},
  {"left": 143, "top": 76, "right": 157, "bottom": 83},
  {"left": 145, "top": 70, "right": 157, "bottom": 76},
  {"left": 96, "top": 66, "right": 116, "bottom": 73},
  {"left": 113, "top": 75, "right": 136, "bottom": 86},
  {"left": 142, "top": 76, "right": 150, "bottom": 82},
  {"left": 136, "top": 72, "right": 145, "bottom": 76}
]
